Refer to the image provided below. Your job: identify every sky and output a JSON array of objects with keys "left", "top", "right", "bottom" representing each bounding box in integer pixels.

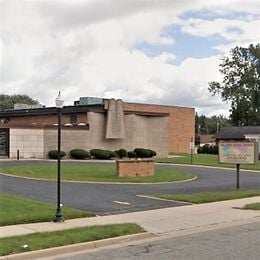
[{"left": 1, "top": 0, "right": 260, "bottom": 116}]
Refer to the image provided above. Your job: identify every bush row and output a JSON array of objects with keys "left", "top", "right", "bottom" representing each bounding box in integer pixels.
[
  {"left": 48, "top": 148, "right": 157, "bottom": 160},
  {"left": 197, "top": 144, "right": 218, "bottom": 155}
]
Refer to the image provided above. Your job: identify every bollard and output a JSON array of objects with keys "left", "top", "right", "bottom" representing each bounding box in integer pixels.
[{"left": 17, "top": 149, "right": 20, "bottom": 160}]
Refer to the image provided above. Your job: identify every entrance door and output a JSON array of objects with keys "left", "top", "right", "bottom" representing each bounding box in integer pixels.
[{"left": 0, "top": 128, "right": 9, "bottom": 157}]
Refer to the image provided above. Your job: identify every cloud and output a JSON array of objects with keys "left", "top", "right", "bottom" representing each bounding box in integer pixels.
[
  {"left": 180, "top": 18, "right": 260, "bottom": 52},
  {"left": 0, "top": 0, "right": 258, "bottom": 116},
  {"left": 153, "top": 52, "right": 176, "bottom": 63}
]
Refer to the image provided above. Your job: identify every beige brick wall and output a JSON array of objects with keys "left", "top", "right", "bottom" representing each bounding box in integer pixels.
[
  {"left": 122, "top": 103, "right": 195, "bottom": 153},
  {"left": 41, "top": 112, "right": 168, "bottom": 158},
  {"left": 9, "top": 128, "right": 44, "bottom": 158},
  {"left": 87, "top": 112, "right": 168, "bottom": 156},
  {"left": 43, "top": 128, "right": 91, "bottom": 158}
]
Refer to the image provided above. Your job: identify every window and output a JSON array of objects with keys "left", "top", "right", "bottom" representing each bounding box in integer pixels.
[{"left": 70, "top": 115, "right": 77, "bottom": 125}]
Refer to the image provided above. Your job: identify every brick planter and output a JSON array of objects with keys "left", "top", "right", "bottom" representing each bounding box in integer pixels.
[{"left": 116, "top": 159, "right": 154, "bottom": 177}]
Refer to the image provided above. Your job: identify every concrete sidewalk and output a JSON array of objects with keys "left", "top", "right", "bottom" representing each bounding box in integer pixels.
[{"left": 1, "top": 196, "right": 260, "bottom": 239}]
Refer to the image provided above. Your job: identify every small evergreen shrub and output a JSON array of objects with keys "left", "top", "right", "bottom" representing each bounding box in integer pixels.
[
  {"left": 148, "top": 149, "right": 157, "bottom": 157},
  {"left": 70, "top": 149, "right": 91, "bottom": 159},
  {"left": 212, "top": 145, "right": 219, "bottom": 155},
  {"left": 128, "top": 151, "right": 136, "bottom": 158},
  {"left": 90, "top": 149, "right": 111, "bottom": 159},
  {"left": 116, "top": 148, "right": 127, "bottom": 159},
  {"left": 197, "top": 145, "right": 218, "bottom": 155},
  {"left": 48, "top": 150, "right": 66, "bottom": 159},
  {"left": 134, "top": 148, "right": 152, "bottom": 158},
  {"left": 201, "top": 144, "right": 210, "bottom": 154},
  {"left": 108, "top": 150, "right": 117, "bottom": 158}
]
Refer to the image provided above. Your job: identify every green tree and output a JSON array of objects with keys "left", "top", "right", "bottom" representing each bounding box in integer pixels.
[
  {"left": 195, "top": 114, "right": 230, "bottom": 135},
  {"left": 209, "top": 44, "right": 260, "bottom": 126},
  {"left": 0, "top": 94, "right": 39, "bottom": 111}
]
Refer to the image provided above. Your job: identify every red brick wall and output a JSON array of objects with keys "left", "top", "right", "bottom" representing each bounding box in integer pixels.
[
  {"left": 116, "top": 159, "right": 155, "bottom": 177},
  {"left": 5, "top": 114, "right": 88, "bottom": 126}
]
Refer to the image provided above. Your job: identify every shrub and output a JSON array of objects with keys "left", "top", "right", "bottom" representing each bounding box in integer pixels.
[
  {"left": 90, "top": 149, "right": 111, "bottom": 159},
  {"left": 198, "top": 145, "right": 218, "bottom": 155},
  {"left": 201, "top": 144, "right": 210, "bottom": 154},
  {"left": 70, "top": 149, "right": 91, "bottom": 159},
  {"left": 148, "top": 149, "right": 157, "bottom": 157},
  {"left": 212, "top": 145, "right": 219, "bottom": 155},
  {"left": 134, "top": 148, "right": 152, "bottom": 158},
  {"left": 108, "top": 150, "right": 117, "bottom": 158},
  {"left": 116, "top": 148, "right": 127, "bottom": 159},
  {"left": 48, "top": 150, "right": 66, "bottom": 159},
  {"left": 127, "top": 151, "right": 136, "bottom": 158}
]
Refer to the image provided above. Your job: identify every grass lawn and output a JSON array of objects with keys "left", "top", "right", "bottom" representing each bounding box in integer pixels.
[
  {"left": 0, "top": 193, "right": 95, "bottom": 226},
  {"left": 0, "top": 163, "right": 195, "bottom": 183},
  {"left": 0, "top": 223, "right": 144, "bottom": 256},
  {"left": 242, "top": 202, "right": 260, "bottom": 210},
  {"left": 154, "top": 189, "right": 260, "bottom": 203},
  {"left": 156, "top": 154, "right": 260, "bottom": 171}
]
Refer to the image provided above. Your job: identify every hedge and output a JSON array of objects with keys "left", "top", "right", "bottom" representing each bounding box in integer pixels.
[
  {"left": 116, "top": 148, "right": 127, "bottom": 159},
  {"left": 134, "top": 148, "right": 153, "bottom": 158},
  {"left": 108, "top": 150, "right": 118, "bottom": 158},
  {"left": 148, "top": 149, "right": 156, "bottom": 157},
  {"left": 90, "top": 149, "right": 111, "bottom": 159},
  {"left": 127, "top": 151, "right": 136, "bottom": 158},
  {"left": 48, "top": 150, "right": 66, "bottom": 159},
  {"left": 70, "top": 149, "right": 91, "bottom": 159},
  {"left": 197, "top": 145, "right": 218, "bottom": 155}
]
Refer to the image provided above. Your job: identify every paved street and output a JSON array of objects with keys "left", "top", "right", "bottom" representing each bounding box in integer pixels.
[
  {"left": 0, "top": 160, "right": 259, "bottom": 215},
  {"left": 54, "top": 222, "right": 260, "bottom": 260}
]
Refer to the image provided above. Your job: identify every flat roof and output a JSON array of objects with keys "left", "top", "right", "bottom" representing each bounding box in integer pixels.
[
  {"left": 0, "top": 104, "right": 105, "bottom": 117},
  {"left": 0, "top": 103, "right": 169, "bottom": 118}
]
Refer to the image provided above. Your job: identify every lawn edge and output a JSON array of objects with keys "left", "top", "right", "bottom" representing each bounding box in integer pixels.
[
  {"left": 155, "top": 163, "right": 260, "bottom": 172},
  {"left": 0, "top": 172, "right": 197, "bottom": 185},
  {"left": 0, "top": 232, "right": 154, "bottom": 259}
]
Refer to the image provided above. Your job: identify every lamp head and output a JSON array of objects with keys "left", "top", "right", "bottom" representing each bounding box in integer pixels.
[{"left": 55, "top": 91, "right": 64, "bottom": 108}]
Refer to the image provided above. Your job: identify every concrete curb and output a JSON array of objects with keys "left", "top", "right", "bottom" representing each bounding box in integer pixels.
[
  {"left": 136, "top": 194, "right": 192, "bottom": 204},
  {"left": 156, "top": 163, "right": 260, "bottom": 173},
  {"left": 0, "top": 172, "right": 197, "bottom": 185},
  {"left": 0, "top": 232, "right": 155, "bottom": 260}
]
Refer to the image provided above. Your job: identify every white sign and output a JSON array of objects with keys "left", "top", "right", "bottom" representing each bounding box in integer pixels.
[{"left": 219, "top": 142, "right": 256, "bottom": 164}]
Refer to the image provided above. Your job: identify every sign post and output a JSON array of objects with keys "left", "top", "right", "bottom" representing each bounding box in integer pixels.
[
  {"left": 236, "top": 164, "right": 240, "bottom": 189},
  {"left": 218, "top": 142, "right": 257, "bottom": 190},
  {"left": 190, "top": 137, "right": 194, "bottom": 164}
]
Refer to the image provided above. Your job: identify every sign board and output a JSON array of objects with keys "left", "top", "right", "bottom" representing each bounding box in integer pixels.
[{"left": 219, "top": 142, "right": 256, "bottom": 164}]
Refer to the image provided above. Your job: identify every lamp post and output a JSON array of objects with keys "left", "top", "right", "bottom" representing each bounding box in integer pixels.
[{"left": 53, "top": 91, "right": 64, "bottom": 222}]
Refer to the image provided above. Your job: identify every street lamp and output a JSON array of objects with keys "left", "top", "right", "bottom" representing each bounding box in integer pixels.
[{"left": 53, "top": 91, "right": 64, "bottom": 222}]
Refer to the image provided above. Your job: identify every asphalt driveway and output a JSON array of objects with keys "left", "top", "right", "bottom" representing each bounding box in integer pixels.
[{"left": 0, "top": 160, "right": 259, "bottom": 215}]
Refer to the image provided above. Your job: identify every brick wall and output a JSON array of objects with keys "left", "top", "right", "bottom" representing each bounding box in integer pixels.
[
  {"left": 116, "top": 159, "right": 154, "bottom": 177},
  {"left": 6, "top": 114, "right": 88, "bottom": 126},
  {"left": 87, "top": 112, "right": 168, "bottom": 156},
  {"left": 9, "top": 128, "right": 44, "bottom": 158},
  {"left": 4, "top": 101, "right": 194, "bottom": 156},
  {"left": 122, "top": 102, "right": 195, "bottom": 153}
]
